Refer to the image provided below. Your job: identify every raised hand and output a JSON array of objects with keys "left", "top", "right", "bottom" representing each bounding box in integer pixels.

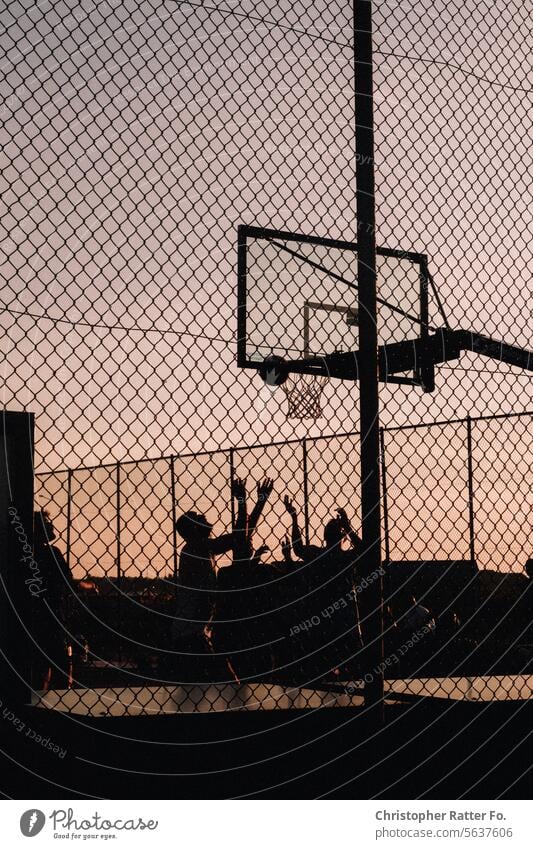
[
  {"left": 232, "top": 476, "right": 246, "bottom": 503},
  {"left": 281, "top": 535, "right": 292, "bottom": 564},
  {"left": 283, "top": 495, "right": 297, "bottom": 516},
  {"left": 336, "top": 507, "right": 350, "bottom": 529},
  {"left": 337, "top": 508, "right": 361, "bottom": 550},
  {"left": 257, "top": 477, "right": 274, "bottom": 503},
  {"left": 248, "top": 544, "right": 269, "bottom": 569},
  {"left": 247, "top": 478, "right": 273, "bottom": 536}
]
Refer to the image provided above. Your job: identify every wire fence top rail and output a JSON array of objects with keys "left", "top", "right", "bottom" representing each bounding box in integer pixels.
[{"left": 34, "top": 408, "right": 533, "bottom": 477}]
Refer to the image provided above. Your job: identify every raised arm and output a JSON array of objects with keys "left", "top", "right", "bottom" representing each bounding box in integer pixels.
[
  {"left": 249, "top": 544, "right": 269, "bottom": 569},
  {"left": 229, "top": 476, "right": 249, "bottom": 562},
  {"left": 281, "top": 535, "right": 293, "bottom": 567},
  {"left": 336, "top": 508, "right": 362, "bottom": 551},
  {"left": 232, "top": 477, "right": 248, "bottom": 532},
  {"left": 210, "top": 477, "right": 248, "bottom": 556},
  {"left": 248, "top": 477, "right": 274, "bottom": 535},
  {"left": 283, "top": 495, "right": 307, "bottom": 560}
]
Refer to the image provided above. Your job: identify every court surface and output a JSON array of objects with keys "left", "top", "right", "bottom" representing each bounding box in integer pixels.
[{"left": 32, "top": 675, "right": 533, "bottom": 716}]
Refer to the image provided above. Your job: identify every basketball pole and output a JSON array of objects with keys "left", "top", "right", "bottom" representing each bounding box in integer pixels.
[{"left": 353, "top": 0, "right": 385, "bottom": 719}]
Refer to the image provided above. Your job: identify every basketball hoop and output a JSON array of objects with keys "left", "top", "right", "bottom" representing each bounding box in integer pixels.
[{"left": 281, "top": 373, "right": 329, "bottom": 419}]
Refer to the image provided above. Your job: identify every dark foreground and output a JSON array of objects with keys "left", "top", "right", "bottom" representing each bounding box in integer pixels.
[{"left": 0, "top": 692, "right": 531, "bottom": 799}]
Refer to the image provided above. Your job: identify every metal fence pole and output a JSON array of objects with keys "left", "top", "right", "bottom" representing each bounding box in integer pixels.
[
  {"left": 116, "top": 461, "right": 122, "bottom": 663},
  {"left": 302, "top": 438, "right": 311, "bottom": 546},
  {"left": 66, "top": 468, "right": 72, "bottom": 576},
  {"left": 229, "top": 448, "right": 236, "bottom": 529},
  {"left": 354, "top": 0, "right": 384, "bottom": 717},
  {"left": 170, "top": 456, "right": 178, "bottom": 584},
  {"left": 466, "top": 416, "right": 476, "bottom": 563},
  {"left": 380, "top": 427, "right": 390, "bottom": 565},
  {"left": 116, "top": 462, "right": 121, "bottom": 582},
  {"left": 0, "top": 411, "right": 35, "bottom": 706}
]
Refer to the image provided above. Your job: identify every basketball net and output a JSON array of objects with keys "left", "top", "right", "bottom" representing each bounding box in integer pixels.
[{"left": 281, "top": 373, "right": 329, "bottom": 419}]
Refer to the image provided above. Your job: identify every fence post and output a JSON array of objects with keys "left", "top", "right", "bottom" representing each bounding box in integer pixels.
[
  {"left": 380, "top": 428, "right": 390, "bottom": 565},
  {"left": 229, "top": 448, "right": 236, "bottom": 529},
  {"left": 116, "top": 462, "right": 121, "bottom": 582},
  {"left": 66, "top": 469, "right": 72, "bottom": 576},
  {"left": 466, "top": 416, "right": 476, "bottom": 563},
  {"left": 116, "top": 462, "right": 122, "bottom": 663},
  {"left": 302, "top": 438, "right": 311, "bottom": 547},
  {"left": 0, "top": 411, "right": 35, "bottom": 706},
  {"left": 170, "top": 456, "right": 178, "bottom": 584},
  {"left": 354, "top": 0, "right": 384, "bottom": 719}
]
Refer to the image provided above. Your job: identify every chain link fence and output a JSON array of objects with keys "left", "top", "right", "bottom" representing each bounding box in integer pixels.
[
  {"left": 1, "top": 0, "right": 532, "bottom": 714},
  {"left": 35, "top": 412, "right": 533, "bottom": 579},
  {"left": 32, "top": 410, "right": 533, "bottom": 714}
]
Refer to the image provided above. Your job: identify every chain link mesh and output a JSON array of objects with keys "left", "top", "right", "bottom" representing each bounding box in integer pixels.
[
  {"left": 1, "top": 0, "right": 532, "bottom": 714},
  {"left": 32, "top": 411, "right": 532, "bottom": 713}
]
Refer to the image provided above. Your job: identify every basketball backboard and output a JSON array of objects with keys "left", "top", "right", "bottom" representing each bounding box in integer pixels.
[{"left": 237, "top": 225, "right": 434, "bottom": 388}]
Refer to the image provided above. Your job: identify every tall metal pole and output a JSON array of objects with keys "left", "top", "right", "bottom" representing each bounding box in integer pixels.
[
  {"left": 116, "top": 461, "right": 122, "bottom": 663},
  {"left": 302, "top": 438, "right": 311, "bottom": 546},
  {"left": 66, "top": 468, "right": 72, "bottom": 576},
  {"left": 229, "top": 448, "right": 236, "bottom": 529},
  {"left": 170, "top": 456, "right": 178, "bottom": 587},
  {"left": 379, "top": 427, "right": 390, "bottom": 565},
  {"left": 116, "top": 462, "right": 121, "bottom": 583},
  {"left": 466, "top": 416, "right": 476, "bottom": 563},
  {"left": 354, "top": 0, "right": 384, "bottom": 716}
]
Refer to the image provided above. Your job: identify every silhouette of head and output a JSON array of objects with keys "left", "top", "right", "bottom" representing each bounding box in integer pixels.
[
  {"left": 323, "top": 517, "right": 344, "bottom": 548},
  {"left": 175, "top": 511, "right": 212, "bottom": 542},
  {"left": 34, "top": 510, "right": 55, "bottom": 547}
]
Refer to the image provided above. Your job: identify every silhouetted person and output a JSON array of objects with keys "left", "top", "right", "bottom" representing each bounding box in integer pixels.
[
  {"left": 394, "top": 593, "right": 436, "bottom": 675},
  {"left": 283, "top": 497, "right": 363, "bottom": 681},
  {"left": 32, "top": 510, "right": 73, "bottom": 691},
  {"left": 172, "top": 478, "right": 273, "bottom": 683},
  {"left": 215, "top": 478, "right": 274, "bottom": 682},
  {"left": 172, "top": 511, "right": 230, "bottom": 682},
  {"left": 396, "top": 594, "right": 436, "bottom": 638}
]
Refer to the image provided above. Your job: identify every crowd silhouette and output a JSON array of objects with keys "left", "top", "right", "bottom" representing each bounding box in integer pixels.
[
  {"left": 170, "top": 477, "right": 366, "bottom": 685},
  {"left": 32, "top": 476, "right": 520, "bottom": 693}
]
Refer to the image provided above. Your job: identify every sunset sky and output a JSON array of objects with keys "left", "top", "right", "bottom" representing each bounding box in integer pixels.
[{"left": 2, "top": 0, "right": 531, "bottom": 572}]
